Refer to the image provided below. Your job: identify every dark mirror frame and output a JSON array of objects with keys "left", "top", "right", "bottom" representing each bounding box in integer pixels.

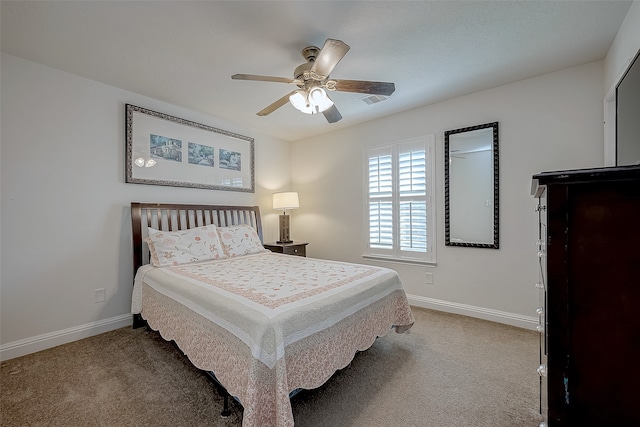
[{"left": 444, "top": 121, "right": 499, "bottom": 249}]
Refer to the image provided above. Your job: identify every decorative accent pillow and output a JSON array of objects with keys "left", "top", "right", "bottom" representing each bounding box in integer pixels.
[
  {"left": 146, "top": 225, "right": 226, "bottom": 267},
  {"left": 218, "top": 225, "right": 268, "bottom": 257}
]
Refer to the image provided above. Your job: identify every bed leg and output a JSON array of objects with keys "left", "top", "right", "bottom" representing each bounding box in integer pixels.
[
  {"left": 204, "top": 371, "right": 233, "bottom": 418},
  {"left": 132, "top": 313, "right": 147, "bottom": 329},
  {"left": 220, "top": 394, "right": 231, "bottom": 418}
]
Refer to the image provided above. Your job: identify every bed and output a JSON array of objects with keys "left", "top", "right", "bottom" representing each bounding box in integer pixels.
[{"left": 130, "top": 202, "right": 414, "bottom": 427}]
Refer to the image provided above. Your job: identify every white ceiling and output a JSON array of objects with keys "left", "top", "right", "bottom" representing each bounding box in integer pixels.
[{"left": 1, "top": 1, "right": 632, "bottom": 142}]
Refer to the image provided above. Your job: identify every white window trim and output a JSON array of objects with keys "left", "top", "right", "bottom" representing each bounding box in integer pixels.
[{"left": 363, "top": 135, "right": 436, "bottom": 265}]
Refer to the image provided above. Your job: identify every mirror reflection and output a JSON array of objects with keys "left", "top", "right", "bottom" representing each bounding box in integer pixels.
[{"left": 445, "top": 122, "right": 499, "bottom": 248}]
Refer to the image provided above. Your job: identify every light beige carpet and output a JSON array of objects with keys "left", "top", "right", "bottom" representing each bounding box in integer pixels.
[{"left": 1, "top": 307, "right": 543, "bottom": 426}]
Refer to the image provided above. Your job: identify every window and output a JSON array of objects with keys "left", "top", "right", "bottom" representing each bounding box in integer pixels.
[{"left": 365, "top": 136, "right": 435, "bottom": 263}]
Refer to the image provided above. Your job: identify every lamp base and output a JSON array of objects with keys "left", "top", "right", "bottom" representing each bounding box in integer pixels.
[
  {"left": 276, "top": 240, "right": 293, "bottom": 244},
  {"left": 278, "top": 214, "right": 292, "bottom": 244}
]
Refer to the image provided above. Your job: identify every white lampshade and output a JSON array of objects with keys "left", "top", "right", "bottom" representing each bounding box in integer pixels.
[
  {"left": 308, "top": 87, "right": 334, "bottom": 113},
  {"left": 273, "top": 192, "right": 299, "bottom": 210},
  {"left": 289, "top": 91, "right": 313, "bottom": 114}
]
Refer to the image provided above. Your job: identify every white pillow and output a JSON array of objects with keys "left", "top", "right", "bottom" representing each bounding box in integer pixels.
[
  {"left": 218, "top": 225, "right": 268, "bottom": 257},
  {"left": 146, "top": 225, "right": 226, "bottom": 267}
]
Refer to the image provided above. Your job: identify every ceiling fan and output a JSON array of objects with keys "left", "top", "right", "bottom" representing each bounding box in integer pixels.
[{"left": 231, "top": 39, "right": 395, "bottom": 123}]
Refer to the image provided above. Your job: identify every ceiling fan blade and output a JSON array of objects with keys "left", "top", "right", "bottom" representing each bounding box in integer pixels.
[
  {"left": 331, "top": 79, "right": 395, "bottom": 96},
  {"left": 322, "top": 104, "right": 342, "bottom": 123},
  {"left": 232, "top": 74, "right": 296, "bottom": 84},
  {"left": 257, "top": 91, "right": 296, "bottom": 116},
  {"left": 311, "top": 39, "right": 350, "bottom": 78}
]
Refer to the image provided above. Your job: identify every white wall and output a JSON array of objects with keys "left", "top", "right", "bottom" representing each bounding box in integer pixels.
[
  {"left": 0, "top": 53, "right": 292, "bottom": 359},
  {"left": 3, "top": 2, "right": 638, "bottom": 358},
  {"left": 603, "top": 0, "right": 640, "bottom": 165},
  {"left": 291, "top": 61, "right": 605, "bottom": 328}
]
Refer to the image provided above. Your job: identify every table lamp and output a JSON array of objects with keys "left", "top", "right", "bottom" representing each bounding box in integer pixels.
[{"left": 273, "top": 192, "right": 299, "bottom": 244}]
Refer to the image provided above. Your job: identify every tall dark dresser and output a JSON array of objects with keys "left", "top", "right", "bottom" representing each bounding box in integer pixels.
[{"left": 532, "top": 166, "right": 640, "bottom": 426}]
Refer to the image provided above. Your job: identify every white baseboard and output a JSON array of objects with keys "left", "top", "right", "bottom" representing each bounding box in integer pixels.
[
  {"left": 0, "top": 314, "right": 132, "bottom": 361},
  {"left": 407, "top": 294, "right": 538, "bottom": 330},
  {"left": 1, "top": 299, "right": 536, "bottom": 361}
]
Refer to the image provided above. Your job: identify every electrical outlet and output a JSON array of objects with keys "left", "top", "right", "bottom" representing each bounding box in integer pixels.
[
  {"left": 94, "top": 288, "right": 106, "bottom": 304},
  {"left": 425, "top": 271, "right": 433, "bottom": 285}
]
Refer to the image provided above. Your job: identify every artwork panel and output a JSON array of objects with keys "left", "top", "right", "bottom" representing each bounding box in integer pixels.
[
  {"left": 125, "top": 104, "right": 254, "bottom": 192},
  {"left": 188, "top": 142, "right": 215, "bottom": 167},
  {"left": 219, "top": 149, "right": 242, "bottom": 171}
]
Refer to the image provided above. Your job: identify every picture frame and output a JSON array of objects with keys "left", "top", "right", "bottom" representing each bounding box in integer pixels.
[{"left": 125, "top": 104, "right": 255, "bottom": 192}]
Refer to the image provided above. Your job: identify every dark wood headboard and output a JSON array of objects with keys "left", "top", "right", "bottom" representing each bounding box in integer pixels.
[{"left": 130, "top": 202, "right": 263, "bottom": 274}]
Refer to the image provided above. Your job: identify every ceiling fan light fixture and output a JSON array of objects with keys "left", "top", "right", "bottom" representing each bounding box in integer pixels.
[
  {"left": 289, "top": 90, "right": 313, "bottom": 114},
  {"left": 308, "top": 87, "right": 334, "bottom": 113},
  {"left": 308, "top": 87, "right": 326, "bottom": 105}
]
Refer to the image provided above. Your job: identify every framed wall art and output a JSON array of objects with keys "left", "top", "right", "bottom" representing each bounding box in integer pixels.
[{"left": 125, "top": 104, "right": 255, "bottom": 192}]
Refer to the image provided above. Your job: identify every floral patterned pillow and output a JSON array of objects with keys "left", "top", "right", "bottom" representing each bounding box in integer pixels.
[
  {"left": 146, "top": 225, "right": 226, "bottom": 267},
  {"left": 218, "top": 225, "right": 268, "bottom": 257}
]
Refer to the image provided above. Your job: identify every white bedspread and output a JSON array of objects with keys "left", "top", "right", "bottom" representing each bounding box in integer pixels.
[{"left": 132, "top": 252, "right": 414, "bottom": 427}]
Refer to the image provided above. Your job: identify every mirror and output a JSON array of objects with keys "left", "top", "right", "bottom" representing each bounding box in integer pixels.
[{"left": 444, "top": 122, "right": 499, "bottom": 249}]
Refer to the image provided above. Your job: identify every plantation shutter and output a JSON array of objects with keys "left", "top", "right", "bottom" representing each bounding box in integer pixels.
[
  {"left": 366, "top": 136, "right": 434, "bottom": 263},
  {"left": 399, "top": 148, "right": 427, "bottom": 252},
  {"left": 368, "top": 151, "right": 393, "bottom": 249}
]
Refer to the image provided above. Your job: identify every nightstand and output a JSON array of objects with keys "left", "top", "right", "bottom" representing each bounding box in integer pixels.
[{"left": 263, "top": 242, "right": 308, "bottom": 257}]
